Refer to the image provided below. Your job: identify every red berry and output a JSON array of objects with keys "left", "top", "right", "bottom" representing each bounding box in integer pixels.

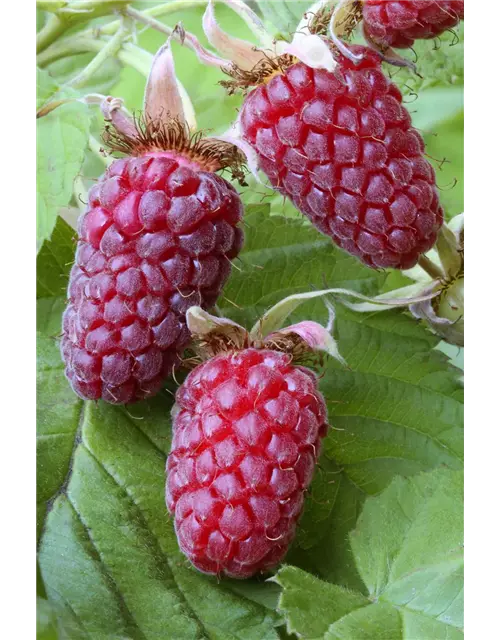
[
  {"left": 240, "top": 46, "right": 443, "bottom": 269},
  {"left": 61, "top": 153, "right": 243, "bottom": 404},
  {"left": 363, "top": 1, "right": 464, "bottom": 49},
  {"left": 166, "top": 348, "right": 328, "bottom": 578}
]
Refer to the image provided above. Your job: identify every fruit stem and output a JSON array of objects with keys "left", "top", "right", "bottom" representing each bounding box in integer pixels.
[
  {"left": 37, "top": 36, "right": 153, "bottom": 77},
  {"left": 78, "top": 1, "right": 207, "bottom": 39},
  {"left": 36, "top": 1, "right": 131, "bottom": 53},
  {"left": 66, "top": 22, "right": 130, "bottom": 89},
  {"left": 124, "top": 6, "right": 180, "bottom": 38},
  {"left": 417, "top": 255, "right": 445, "bottom": 281},
  {"left": 36, "top": 14, "right": 67, "bottom": 54}
]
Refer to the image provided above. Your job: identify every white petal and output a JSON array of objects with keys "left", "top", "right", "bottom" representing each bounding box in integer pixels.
[
  {"left": 266, "top": 320, "right": 347, "bottom": 365},
  {"left": 249, "top": 285, "right": 440, "bottom": 338},
  {"left": 328, "top": 0, "right": 365, "bottom": 64},
  {"left": 448, "top": 213, "right": 464, "bottom": 236},
  {"left": 186, "top": 307, "right": 249, "bottom": 352},
  {"left": 279, "top": 32, "right": 337, "bottom": 72},
  {"left": 180, "top": 29, "right": 234, "bottom": 69}
]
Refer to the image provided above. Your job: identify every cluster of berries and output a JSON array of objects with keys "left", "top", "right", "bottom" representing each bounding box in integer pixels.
[{"left": 59, "top": 1, "right": 464, "bottom": 579}]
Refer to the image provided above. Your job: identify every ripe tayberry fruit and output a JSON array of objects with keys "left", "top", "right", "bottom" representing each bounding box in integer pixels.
[
  {"left": 166, "top": 348, "right": 328, "bottom": 578},
  {"left": 61, "top": 42, "right": 245, "bottom": 404},
  {"left": 193, "top": 2, "right": 443, "bottom": 269},
  {"left": 239, "top": 46, "right": 443, "bottom": 269},
  {"left": 363, "top": 1, "right": 464, "bottom": 50}
]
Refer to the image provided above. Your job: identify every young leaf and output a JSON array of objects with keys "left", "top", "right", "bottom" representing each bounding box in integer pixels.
[
  {"left": 276, "top": 469, "right": 463, "bottom": 639},
  {"left": 350, "top": 470, "right": 464, "bottom": 629},
  {"left": 273, "top": 567, "right": 369, "bottom": 638}
]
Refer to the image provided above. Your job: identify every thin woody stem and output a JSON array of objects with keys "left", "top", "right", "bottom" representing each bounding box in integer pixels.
[
  {"left": 67, "top": 23, "right": 129, "bottom": 89},
  {"left": 99, "top": 1, "right": 207, "bottom": 37},
  {"left": 36, "top": 0, "right": 131, "bottom": 53},
  {"left": 36, "top": 14, "right": 67, "bottom": 54},
  {"left": 38, "top": 36, "right": 153, "bottom": 77},
  {"left": 417, "top": 254, "right": 446, "bottom": 281}
]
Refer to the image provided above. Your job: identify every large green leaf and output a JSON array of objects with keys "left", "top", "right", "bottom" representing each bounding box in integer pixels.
[
  {"left": 37, "top": 205, "right": 463, "bottom": 635},
  {"left": 275, "top": 468, "right": 464, "bottom": 639},
  {"left": 37, "top": 74, "right": 90, "bottom": 249}
]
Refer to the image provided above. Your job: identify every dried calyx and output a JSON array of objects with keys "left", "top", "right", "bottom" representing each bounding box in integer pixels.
[
  {"left": 183, "top": 291, "right": 348, "bottom": 370},
  {"left": 220, "top": 53, "right": 296, "bottom": 95},
  {"left": 409, "top": 216, "right": 464, "bottom": 346},
  {"left": 185, "top": 0, "right": 417, "bottom": 93},
  {"left": 98, "top": 37, "right": 246, "bottom": 183},
  {"left": 339, "top": 216, "right": 464, "bottom": 347},
  {"left": 180, "top": 0, "right": 340, "bottom": 94}
]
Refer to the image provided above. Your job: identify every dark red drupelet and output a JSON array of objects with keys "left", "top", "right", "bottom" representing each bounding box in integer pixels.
[
  {"left": 363, "top": 1, "right": 464, "bottom": 50},
  {"left": 166, "top": 348, "right": 329, "bottom": 578},
  {"left": 61, "top": 153, "right": 244, "bottom": 404},
  {"left": 240, "top": 46, "right": 444, "bottom": 270}
]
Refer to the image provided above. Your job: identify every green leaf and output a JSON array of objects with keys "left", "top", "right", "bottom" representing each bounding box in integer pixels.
[
  {"left": 37, "top": 331, "right": 82, "bottom": 542},
  {"left": 36, "top": 210, "right": 462, "bottom": 638},
  {"left": 220, "top": 208, "right": 386, "bottom": 326},
  {"left": 273, "top": 568, "right": 369, "bottom": 638},
  {"left": 37, "top": 215, "right": 76, "bottom": 299},
  {"left": 37, "top": 397, "right": 281, "bottom": 638},
  {"left": 37, "top": 596, "right": 86, "bottom": 640},
  {"left": 276, "top": 469, "right": 463, "bottom": 639},
  {"left": 350, "top": 470, "right": 464, "bottom": 628},
  {"left": 37, "top": 95, "right": 90, "bottom": 249},
  {"left": 37, "top": 598, "right": 58, "bottom": 640}
]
